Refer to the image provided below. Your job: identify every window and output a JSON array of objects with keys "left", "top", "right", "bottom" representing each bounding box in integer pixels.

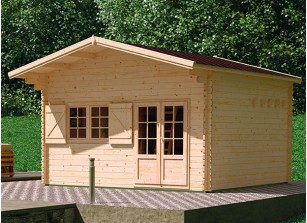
[
  {"left": 69, "top": 107, "right": 86, "bottom": 138},
  {"left": 68, "top": 105, "right": 109, "bottom": 142},
  {"left": 91, "top": 107, "right": 109, "bottom": 139}
]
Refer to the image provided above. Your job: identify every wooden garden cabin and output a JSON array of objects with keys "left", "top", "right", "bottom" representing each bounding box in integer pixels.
[{"left": 8, "top": 36, "right": 301, "bottom": 191}]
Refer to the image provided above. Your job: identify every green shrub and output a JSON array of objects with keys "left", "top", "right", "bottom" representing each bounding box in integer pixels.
[{"left": 1, "top": 84, "right": 41, "bottom": 116}]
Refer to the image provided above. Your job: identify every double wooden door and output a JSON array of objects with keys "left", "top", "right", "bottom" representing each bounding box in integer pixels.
[{"left": 134, "top": 102, "right": 188, "bottom": 187}]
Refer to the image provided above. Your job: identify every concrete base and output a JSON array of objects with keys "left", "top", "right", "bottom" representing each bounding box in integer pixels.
[
  {"left": 1, "top": 200, "right": 82, "bottom": 223},
  {"left": 184, "top": 193, "right": 306, "bottom": 223},
  {"left": 75, "top": 192, "right": 306, "bottom": 223},
  {"left": 77, "top": 204, "right": 183, "bottom": 223}
]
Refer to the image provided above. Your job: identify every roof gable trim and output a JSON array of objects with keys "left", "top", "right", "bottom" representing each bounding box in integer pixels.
[
  {"left": 8, "top": 37, "right": 94, "bottom": 79},
  {"left": 8, "top": 36, "right": 195, "bottom": 79},
  {"left": 94, "top": 37, "right": 195, "bottom": 69}
]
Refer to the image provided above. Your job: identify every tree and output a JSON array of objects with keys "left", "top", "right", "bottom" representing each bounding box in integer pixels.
[
  {"left": 2, "top": 0, "right": 305, "bottom": 115},
  {"left": 95, "top": 0, "right": 305, "bottom": 113},
  {"left": 1, "top": 0, "right": 105, "bottom": 116}
]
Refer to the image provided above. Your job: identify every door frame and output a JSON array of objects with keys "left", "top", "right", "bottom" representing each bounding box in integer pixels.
[
  {"left": 133, "top": 100, "right": 190, "bottom": 189},
  {"left": 134, "top": 102, "right": 161, "bottom": 185}
]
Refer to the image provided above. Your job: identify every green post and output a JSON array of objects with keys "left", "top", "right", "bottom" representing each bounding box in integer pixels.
[{"left": 89, "top": 158, "right": 95, "bottom": 204}]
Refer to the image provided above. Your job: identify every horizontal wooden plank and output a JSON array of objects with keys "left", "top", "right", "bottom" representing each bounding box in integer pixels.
[
  {"left": 211, "top": 145, "right": 287, "bottom": 153},
  {"left": 47, "top": 84, "right": 203, "bottom": 95},
  {"left": 211, "top": 150, "right": 287, "bottom": 159},
  {"left": 49, "top": 164, "right": 133, "bottom": 173},
  {"left": 48, "top": 74, "right": 193, "bottom": 89},
  {"left": 47, "top": 87, "right": 202, "bottom": 100},
  {"left": 212, "top": 128, "right": 287, "bottom": 135},
  {"left": 212, "top": 162, "right": 286, "bottom": 172},
  {"left": 212, "top": 103, "right": 288, "bottom": 113},
  {"left": 49, "top": 159, "right": 133, "bottom": 167},
  {"left": 49, "top": 176, "right": 133, "bottom": 185},
  {"left": 212, "top": 122, "right": 287, "bottom": 130},
  {"left": 212, "top": 171, "right": 286, "bottom": 184},
  {"left": 213, "top": 81, "right": 286, "bottom": 93},
  {"left": 211, "top": 156, "right": 286, "bottom": 165},
  {"left": 212, "top": 109, "right": 287, "bottom": 118},
  {"left": 50, "top": 170, "right": 133, "bottom": 179},
  {"left": 49, "top": 149, "right": 134, "bottom": 156},
  {"left": 49, "top": 180, "right": 133, "bottom": 188},
  {"left": 49, "top": 154, "right": 133, "bottom": 161},
  {"left": 211, "top": 134, "right": 285, "bottom": 141},
  {"left": 212, "top": 116, "right": 287, "bottom": 124},
  {"left": 211, "top": 160, "right": 285, "bottom": 169},
  {"left": 211, "top": 176, "right": 286, "bottom": 190}
]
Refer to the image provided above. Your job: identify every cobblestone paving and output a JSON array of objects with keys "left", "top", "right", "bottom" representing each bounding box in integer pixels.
[{"left": 1, "top": 181, "right": 305, "bottom": 210}]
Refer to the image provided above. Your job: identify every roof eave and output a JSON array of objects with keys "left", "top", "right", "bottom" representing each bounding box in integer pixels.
[
  {"left": 194, "top": 63, "right": 302, "bottom": 84},
  {"left": 8, "top": 37, "right": 95, "bottom": 79}
]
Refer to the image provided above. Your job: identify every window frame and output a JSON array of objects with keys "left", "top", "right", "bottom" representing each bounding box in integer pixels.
[
  {"left": 90, "top": 106, "right": 109, "bottom": 141},
  {"left": 68, "top": 106, "right": 87, "bottom": 139},
  {"left": 67, "top": 104, "right": 109, "bottom": 144}
]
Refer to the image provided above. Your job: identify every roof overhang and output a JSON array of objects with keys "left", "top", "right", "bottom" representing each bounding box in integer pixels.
[
  {"left": 8, "top": 36, "right": 302, "bottom": 84},
  {"left": 8, "top": 36, "right": 195, "bottom": 79},
  {"left": 194, "top": 63, "right": 302, "bottom": 84}
]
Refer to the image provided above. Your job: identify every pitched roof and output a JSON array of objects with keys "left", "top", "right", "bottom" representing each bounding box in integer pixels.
[
  {"left": 8, "top": 36, "right": 301, "bottom": 83},
  {"left": 131, "top": 44, "right": 299, "bottom": 79}
]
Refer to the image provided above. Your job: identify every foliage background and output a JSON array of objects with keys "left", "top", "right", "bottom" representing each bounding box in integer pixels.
[{"left": 1, "top": 0, "right": 306, "bottom": 116}]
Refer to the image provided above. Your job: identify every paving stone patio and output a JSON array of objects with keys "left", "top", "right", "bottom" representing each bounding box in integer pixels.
[{"left": 1, "top": 180, "right": 305, "bottom": 211}]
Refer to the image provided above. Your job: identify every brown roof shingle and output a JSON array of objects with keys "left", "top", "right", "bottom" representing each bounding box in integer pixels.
[{"left": 131, "top": 44, "right": 297, "bottom": 78}]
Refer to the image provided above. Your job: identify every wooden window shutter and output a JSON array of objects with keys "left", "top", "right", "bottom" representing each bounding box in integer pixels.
[
  {"left": 109, "top": 103, "right": 132, "bottom": 144},
  {"left": 45, "top": 105, "right": 66, "bottom": 144}
]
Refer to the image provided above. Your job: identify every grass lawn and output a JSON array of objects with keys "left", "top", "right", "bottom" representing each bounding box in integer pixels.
[
  {"left": 291, "top": 114, "right": 306, "bottom": 181},
  {"left": 1, "top": 114, "right": 306, "bottom": 222},
  {"left": 280, "top": 214, "right": 306, "bottom": 223},
  {"left": 1, "top": 115, "right": 41, "bottom": 170}
]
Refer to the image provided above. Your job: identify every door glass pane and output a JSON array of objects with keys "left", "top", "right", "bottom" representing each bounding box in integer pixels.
[
  {"left": 70, "top": 108, "right": 77, "bottom": 117},
  {"left": 138, "top": 139, "right": 147, "bottom": 154},
  {"left": 78, "top": 108, "right": 86, "bottom": 117},
  {"left": 78, "top": 118, "right": 86, "bottom": 127},
  {"left": 164, "top": 123, "right": 172, "bottom": 138},
  {"left": 139, "top": 107, "right": 147, "bottom": 122},
  {"left": 91, "top": 118, "right": 99, "bottom": 127},
  {"left": 148, "top": 107, "right": 157, "bottom": 122},
  {"left": 91, "top": 129, "right": 99, "bottom": 138},
  {"left": 174, "top": 140, "right": 183, "bottom": 155},
  {"left": 100, "top": 128, "right": 108, "bottom": 138},
  {"left": 164, "top": 106, "right": 173, "bottom": 121},
  {"left": 164, "top": 139, "right": 173, "bottom": 155},
  {"left": 148, "top": 123, "right": 156, "bottom": 138},
  {"left": 91, "top": 107, "right": 99, "bottom": 116},
  {"left": 100, "top": 107, "right": 108, "bottom": 116},
  {"left": 148, "top": 140, "right": 156, "bottom": 154},
  {"left": 174, "top": 123, "right": 183, "bottom": 138},
  {"left": 70, "top": 118, "right": 77, "bottom": 127},
  {"left": 175, "top": 106, "right": 183, "bottom": 121},
  {"left": 78, "top": 129, "right": 86, "bottom": 138},
  {"left": 101, "top": 118, "right": 108, "bottom": 127},
  {"left": 70, "top": 129, "right": 77, "bottom": 138},
  {"left": 138, "top": 123, "right": 147, "bottom": 138}
]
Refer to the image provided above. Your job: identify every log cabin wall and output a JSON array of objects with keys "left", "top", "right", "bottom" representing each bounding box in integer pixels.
[
  {"left": 43, "top": 48, "right": 206, "bottom": 190},
  {"left": 210, "top": 71, "right": 291, "bottom": 190}
]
